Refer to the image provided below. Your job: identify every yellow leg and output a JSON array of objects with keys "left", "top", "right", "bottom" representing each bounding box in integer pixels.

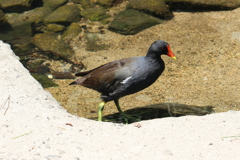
[{"left": 98, "top": 101, "right": 106, "bottom": 121}]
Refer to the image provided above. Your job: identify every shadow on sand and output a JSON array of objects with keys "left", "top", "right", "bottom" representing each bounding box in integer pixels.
[{"left": 91, "top": 103, "right": 215, "bottom": 123}]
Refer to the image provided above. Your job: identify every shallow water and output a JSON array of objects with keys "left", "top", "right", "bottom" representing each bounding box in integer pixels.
[{"left": 46, "top": 9, "right": 240, "bottom": 123}]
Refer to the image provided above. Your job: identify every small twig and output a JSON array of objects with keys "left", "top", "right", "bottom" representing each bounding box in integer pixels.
[
  {"left": 12, "top": 131, "right": 33, "bottom": 139},
  {"left": 167, "top": 104, "right": 177, "bottom": 117},
  {"left": 221, "top": 135, "right": 240, "bottom": 139},
  {"left": 167, "top": 105, "right": 174, "bottom": 117},
  {"left": 51, "top": 51, "right": 84, "bottom": 68},
  {"left": 230, "top": 138, "right": 240, "bottom": 142},
  {"left": 0, "top": 95, "right": 10, "bottom": 115},
  {"left": 0, "top": 96, "right": 8, "bottom": 109},
  {"left": 3, "top": 38, "right": 21, "bottom": 43},
  {"left": 17, "top": 51, "right": 36, "bottom": 56},
  {"left": 4, "top": 96, "right": 10, "bottom": 115}
]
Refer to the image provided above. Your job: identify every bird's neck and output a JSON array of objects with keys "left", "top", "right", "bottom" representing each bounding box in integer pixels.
[{"left": 145, "top": 52, "right": 163, "bottom": 64}]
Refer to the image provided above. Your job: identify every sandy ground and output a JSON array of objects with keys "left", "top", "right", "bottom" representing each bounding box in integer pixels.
[{"left": 1, "top": 8, "right": 240, "bottom": 160}]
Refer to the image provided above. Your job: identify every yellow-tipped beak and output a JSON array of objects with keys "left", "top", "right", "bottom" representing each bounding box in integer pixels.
[{"left": 167, "top": 45, "right": 176, "bottom": 60}]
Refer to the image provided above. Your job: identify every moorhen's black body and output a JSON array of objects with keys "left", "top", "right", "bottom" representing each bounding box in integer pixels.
[{"left": 70, "top": 40, "right": 176, "bottom": 123}]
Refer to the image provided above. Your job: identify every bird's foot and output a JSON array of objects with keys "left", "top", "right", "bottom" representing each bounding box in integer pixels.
[
  {"left": 119, "top": 112, "right": 141, "bottom": 124},
  {"left": 114, "top": 99, "right": 141, "bottom": 124}
]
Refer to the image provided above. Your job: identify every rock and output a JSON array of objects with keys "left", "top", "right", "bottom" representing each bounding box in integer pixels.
[
  {"left": 62, "top": 22, "right": 82, "bottom": 41},
  {"left": 42, "top": 59, "right": 81, "bottom": 77},
  {"left": 3, "top": 7, "right": 52, "bottom": 55},
  {"left": 0, "top": 21, "right": 34, "bottom": 54},
  {"left": 32, "top": 33, "right": 74, "bottom": 60},
  {"left": 127, "top": 0, "right": 173, "bottom": 19},
  {"left": 11, "top": 42, "right": 35, "bottom": 55},
  {"left": 0, "top": 10, "right": 11, "bottom": 32},
  {"left": 100, "top": 19, "right": 110, "bottom": 25},
  {"left": 31, "top": 73, "right": 59, "bottom": 88},
  {"left": 80, "top": 7, "right": 110, "bottom": 21},
  {"left": 97, "top": 0, "right": 115, "bottom": 7},
  {"left": 46, "top": 24, "right": 65, "bottom": 32},
  {"left": 44, "top": 4, "right": 80, "bottom": 24},
  {"left": 108, "top": 9, "right": 163, "bottom": 35},
  {"left": 79, "top": 0, "right": 95, "bottom": 9},
  {"left": 71, "top": 0, "right": 81, "bottom": 4},
  {"left": 0, "top": 0, "right": 32, "bottom": 12},
  {"left": 6, "top": 7, "right": 52, "bottom": 26},
  {"left": 43, "top": 0, "right": 68, "bottom": 10},
  {"left": 166, "top": 0, "right": 240, "bottom": 10},
  {"left": 26, "top": 59, "right": 51, "bottom": 75},
  {"left": 84, "top": 33, "right": 109, "bottom": 51},
  {"left": 0, "top": 10, "right": 7, "bottom": 26}
]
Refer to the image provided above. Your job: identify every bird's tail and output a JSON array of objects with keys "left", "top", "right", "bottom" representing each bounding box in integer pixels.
[{"left": 69, "top": 81, "right": 77, "bottom": 85}]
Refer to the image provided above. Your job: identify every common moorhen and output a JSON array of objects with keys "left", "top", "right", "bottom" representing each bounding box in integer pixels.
[{"left": 70, "top": 40, "right": 176, "bottom": 123}]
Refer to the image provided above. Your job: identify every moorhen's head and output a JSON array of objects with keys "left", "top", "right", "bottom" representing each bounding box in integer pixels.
[{"left": 147, "top": 40, "right": 176, "bottom": 59}]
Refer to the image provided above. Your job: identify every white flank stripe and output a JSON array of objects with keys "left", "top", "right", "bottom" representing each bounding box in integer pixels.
[{"left": 121, "top": 76, "right": 132, "bottom": 84}]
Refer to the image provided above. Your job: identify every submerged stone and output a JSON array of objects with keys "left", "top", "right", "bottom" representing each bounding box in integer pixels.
[
  {"left": 127, "top": 0, "right": 173, "bottom": 19},
  {"left": 108, "top": 9, "right": 163, "bottom": 35},
  {"left": 31, "top": 73, "right": 59, "bottom": 88},
  {"left": 0, "top": 0, "right": 32, "bottom": 12},
  {"left": 46, "top": 24, "right": 65, "bottom": 32},
  {"left": 80, "top": 8, "right": 110, "bottom": 21},
  {"left": 62, "top": 22, "right": 82, "bottom": 41},
  {"left": 166, "top": 0, "right": 240, "bottom": 10},
  {"left": 44, "top": 4, "right": 80, "bottom": 24},
  {"left": 43, "top": 0, "right": 68, "bottom": 10},
  {"left": 6, "top": 7, "right": 52, "bottom": 26},
  {"left": 32, "top": 33, "right": 74, "bottom": 60}
]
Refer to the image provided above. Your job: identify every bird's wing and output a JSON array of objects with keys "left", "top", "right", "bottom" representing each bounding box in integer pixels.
[
  {"left": 74, "top": 58, "right": 136, "bottom": 93},
  {"left": 75, "top": 64, "right": 107, "bottom": 76}
]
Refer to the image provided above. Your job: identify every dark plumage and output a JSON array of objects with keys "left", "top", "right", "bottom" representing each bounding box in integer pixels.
[{"left": 70, "top": 40, "right": 176, "bottom": 123}]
